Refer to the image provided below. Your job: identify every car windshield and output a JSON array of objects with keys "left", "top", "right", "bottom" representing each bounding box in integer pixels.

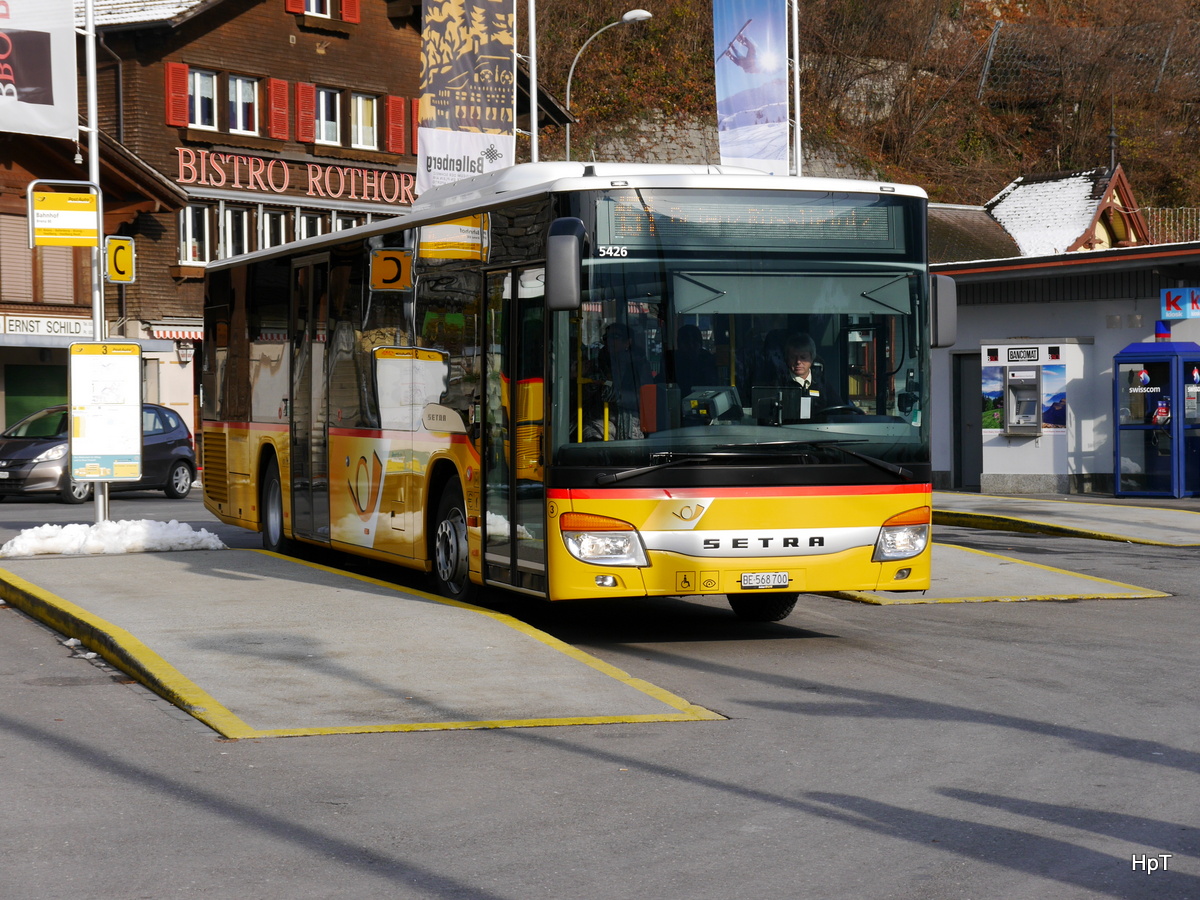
[{"left": 3, "top": 408, "right": 68, "bottom": 439}]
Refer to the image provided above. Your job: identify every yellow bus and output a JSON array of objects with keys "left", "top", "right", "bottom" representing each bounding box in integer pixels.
[{"left": 202, "top": 163, "right": 955, "bottom": 620}]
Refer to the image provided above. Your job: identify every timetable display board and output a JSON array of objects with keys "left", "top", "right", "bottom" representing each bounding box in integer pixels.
[{"left": 68, "top": 343, "right": 142, "bottom": 481}]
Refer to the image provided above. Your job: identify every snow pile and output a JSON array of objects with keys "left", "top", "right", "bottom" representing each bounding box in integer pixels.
[{"left": 0, "top": 519, "right": 226, "bottom": 558}]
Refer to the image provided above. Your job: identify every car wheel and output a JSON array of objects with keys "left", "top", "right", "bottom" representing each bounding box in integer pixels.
[
  {"left": 60, "top": 478, "right": 92, "bottom": 505},
  {"left": 164, "top": 460, "right": 193, "bottom": 499},
  {"left": 431, "top": 480, "right": 477, "bottom": 602},
  {"left": 727, "top": 592, "right": 798, "bottom": 622},
  {"left": 261, "top": 456, "right": 291, "bottom": 554}
]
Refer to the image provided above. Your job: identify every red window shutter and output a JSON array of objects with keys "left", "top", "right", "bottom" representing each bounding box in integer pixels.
[
  {"left": 341, "top": 0, "right": 360, "bottom": 23},
  {"left": 267, "top": 79, "right": 290, "bottom": 140},
  {"left": 411, "top": 97, "right": 420, "bottom": 155},
  {"left": 295, "top": 82, "right": 316, "bottom": 143},
  {"left": 284, "top": 0, "right": 305, "bottom": 14},
  {"left": 385, "top": 96, "right": 406, "bottom": 154},
  {"left": 164, "top": 62, "right": 189, "bottom": 127}
]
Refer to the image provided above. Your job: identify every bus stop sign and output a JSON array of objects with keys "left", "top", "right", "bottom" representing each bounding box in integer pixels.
[{"left": 105, "top": 236, "right": 136, "bottom": 283}]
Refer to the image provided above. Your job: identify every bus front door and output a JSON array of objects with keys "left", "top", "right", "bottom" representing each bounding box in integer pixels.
[
  {"left": 483, "top": 268, "right": 547, "bottom": 595},
  {"left": 290, "top": 256, "right": 331, "bottom": 543}
]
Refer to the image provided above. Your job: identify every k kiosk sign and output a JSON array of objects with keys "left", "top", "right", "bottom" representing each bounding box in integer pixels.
[{"left": 1161, "top": 287, "right": 1200, "bottom": 321}]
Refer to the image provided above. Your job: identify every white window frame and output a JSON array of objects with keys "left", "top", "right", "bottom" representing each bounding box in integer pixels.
[
  {"left": 299, "top": 212, "right": 325, "bottom": 241},
  {"left": 223, "top": 206, "right": 251, "bottom": 258},
  {"left": 305, "top": 0, "right": 330, "bottom": 16},
  {"left": 179, "top": 205, "right": 213, "bottom": 263},
  {"left": 261, "top": 210, "right": 289, "bottom": 249},
  {"left": 188, "top": 69, "right": 218, "bottom": 130},
  {"left": 334, "top": 214, "right": 359, "bottom": 231},
  {"left": 350, "top": 93, "right": 377, "bottom": 150},
  {"left": 315, "top": 87, "right": 340, "bottom": 145},
  {"left": 229, "top": 75, "right": 259, "bottom": 135}
]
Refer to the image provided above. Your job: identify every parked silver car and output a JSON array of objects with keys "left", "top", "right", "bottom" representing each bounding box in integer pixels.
[{"left": 0, "top": 404, "right": 196, "bottom": 504}]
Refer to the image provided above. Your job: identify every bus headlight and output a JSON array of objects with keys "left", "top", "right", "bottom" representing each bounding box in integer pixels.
[
  {"left": 560, "top": 512, "right": 649, "bottom": 567},
  {"left": 873, "top": 506, "right": 931, "bottom": 561}
]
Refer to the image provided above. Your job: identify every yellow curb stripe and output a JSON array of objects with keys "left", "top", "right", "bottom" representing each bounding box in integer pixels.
[
  {"left": 250, "top": 714, "right": 715, "bottom": 739},
  {"left": 933, "top": 509, "right": 1200, "bottom": 547},
  {"left": 829, "top": 543, "right": 1171, "bottom": 605},
  {"left": 0, "top": 566, "right": 258, "bottom": 739}
]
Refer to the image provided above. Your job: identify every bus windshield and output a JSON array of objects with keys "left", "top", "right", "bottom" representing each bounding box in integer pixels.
[{"left": 550, "top": 187, "right": 931, "bottom": 473}]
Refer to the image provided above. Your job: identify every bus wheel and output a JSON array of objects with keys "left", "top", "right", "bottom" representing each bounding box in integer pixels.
[
  {"left": 261, "top": 456, "right": 291, "bottom": 554},
  {"left": 432, "top": 480, "right": 477, "bottom": 602},
  {"left": 727, "top": 593, "right": 798, "bottom": 622}
]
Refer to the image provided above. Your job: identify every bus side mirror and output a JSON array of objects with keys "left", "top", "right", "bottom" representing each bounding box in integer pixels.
[
  {"left": 546, "top": 217, "right": 585, "bottom": 311},
  {"left": 931, "top": 273, "right": 957, "bottom": 348}
]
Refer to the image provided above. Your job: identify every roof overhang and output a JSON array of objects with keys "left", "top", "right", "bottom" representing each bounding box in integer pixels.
[{"left": 932, "top": 241, "right": 1200, "bottom": 284}]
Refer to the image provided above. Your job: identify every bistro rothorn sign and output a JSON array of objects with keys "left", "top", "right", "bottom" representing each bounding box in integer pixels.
[{"left": 174, "top": 147, "right": 416, "bottom": 206}]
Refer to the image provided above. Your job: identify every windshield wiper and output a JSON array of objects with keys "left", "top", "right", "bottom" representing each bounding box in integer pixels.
[
  {"left": 594, "top": 452, "right": 736, "bottom": 485},
  {"left": 715, "top": 439, "right": 914, "bottom": 481}
]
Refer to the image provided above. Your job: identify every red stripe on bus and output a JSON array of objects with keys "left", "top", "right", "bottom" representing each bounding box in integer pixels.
[
  {"left": 328, "top": 426, "right": 475, "bottom": 445},
  {"left": 204, "top": 421, "right": 288, "bottom": 433},
  {"left": 549, "top": 484, "right": 932, "bottom": 501}
]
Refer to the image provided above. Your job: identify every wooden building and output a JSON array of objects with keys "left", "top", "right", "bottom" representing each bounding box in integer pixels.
[
  {"left": 0, "top": 130, "right": 185, "bottom": 426},
  {"left": 89, "top": 0, "right": 429, "bottom": 396},
  {"left": 2, "top": 0, "right": 529, "bottom": 439}
]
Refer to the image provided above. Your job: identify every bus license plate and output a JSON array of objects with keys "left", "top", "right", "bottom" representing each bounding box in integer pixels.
[{"left": 741, "top": 571, "right": 789, "bottom": 589}]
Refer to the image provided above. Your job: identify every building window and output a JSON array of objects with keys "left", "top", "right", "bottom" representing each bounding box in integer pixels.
[
  {"left": 180, "top": 206, "right": 213, "bottom": 263},
  {"left": 188, "top": 69, "right": 218, "bottom": 130},
  {"left": 223, "top": 207, "right": 251, "bottom": 258},
  {"left": 299, "top": 213, "right": 324, "bottom": 240},
  {"left": 316, "top": 87, "right": 340, "bottom": 145},
  {"left": 262, "top": 210, "right": 289, "bottom": 248},
  {"left": 0, "top": 216, "right": 77, "bottom": 304},
  {"left": 350, "top": 93, "right": 377, "bottom": 149},
  {"left": 229, "top": 76, "right": 259, "bottom": 135},
  {"left": 334, "top": 214, "right": 359, "bottom": 231},
  {"left": 306, "top": 0, "right": 329, "bottom": 15}
]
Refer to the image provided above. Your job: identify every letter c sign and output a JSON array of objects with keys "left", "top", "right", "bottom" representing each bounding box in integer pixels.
[
  {"left": 369, "top": 249, "right": 413, "bottom": 291},
  {"left": 105, "top": 236, "right": 136, "bottom": 284}
]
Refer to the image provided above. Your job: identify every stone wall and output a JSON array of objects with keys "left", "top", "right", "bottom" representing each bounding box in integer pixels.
[{"left": 584, "top": 112, "right": 875, "bottom": 179}]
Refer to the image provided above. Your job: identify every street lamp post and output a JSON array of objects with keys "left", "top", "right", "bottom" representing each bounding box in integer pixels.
[{"left": 565, "top": 9, "right": 652, "bottom": 162}]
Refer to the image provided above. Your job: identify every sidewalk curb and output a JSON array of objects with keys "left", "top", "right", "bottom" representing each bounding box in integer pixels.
[{"left": 0, "top": 563, "right": 258, "bottom": 738}]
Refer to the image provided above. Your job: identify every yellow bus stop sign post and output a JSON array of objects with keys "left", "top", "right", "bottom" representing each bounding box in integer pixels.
[
  {"left": 31, "top": 191, "right": 100, "bottom": 247},
  {"left": 105, "top": 236, "right": 136, "bottom": 283}
]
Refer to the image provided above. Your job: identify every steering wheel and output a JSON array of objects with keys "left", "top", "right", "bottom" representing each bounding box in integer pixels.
[{"left": 817, "top": 404, "right": 864, "bottom": 417}]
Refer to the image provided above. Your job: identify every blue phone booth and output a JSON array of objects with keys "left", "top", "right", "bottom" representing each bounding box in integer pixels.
[{"left": 1113, "top": 340, "right": 1200, "bottom": 497}]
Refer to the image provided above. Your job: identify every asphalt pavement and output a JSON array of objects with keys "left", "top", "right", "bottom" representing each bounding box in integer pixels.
[{"left": 0, "top": 489, "right": 1196, "bottom": 739}]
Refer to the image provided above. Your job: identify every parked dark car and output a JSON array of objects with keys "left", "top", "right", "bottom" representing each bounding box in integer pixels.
[{"left": 0, "top": 403, "right": 196, "bottom": 504}]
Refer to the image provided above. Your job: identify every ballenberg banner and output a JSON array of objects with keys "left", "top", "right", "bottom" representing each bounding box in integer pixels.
[
  {"left": 0, "top": 0, "right": 77, "bottom": 140},
  {"left": 712, "top": 0, "right": 789, "bottom": 175},
  {"left": 416, "top": 0, "right": 517, "bottom": 195}
]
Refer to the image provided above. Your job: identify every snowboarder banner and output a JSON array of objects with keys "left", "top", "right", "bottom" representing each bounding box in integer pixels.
[
  {"left": 712, "top": 0, "right": 790, "bottom": 175},
  {"left": 416, "top": 0, "right": 517, "bottom": 195},
  {"left": 0, "top": 0, "right": 78, "bottom": 140}
]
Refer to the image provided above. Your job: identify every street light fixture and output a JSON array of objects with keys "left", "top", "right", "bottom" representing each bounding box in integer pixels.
[{"left": 565, "top": 9, "right": 653, "bottom": 162}]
